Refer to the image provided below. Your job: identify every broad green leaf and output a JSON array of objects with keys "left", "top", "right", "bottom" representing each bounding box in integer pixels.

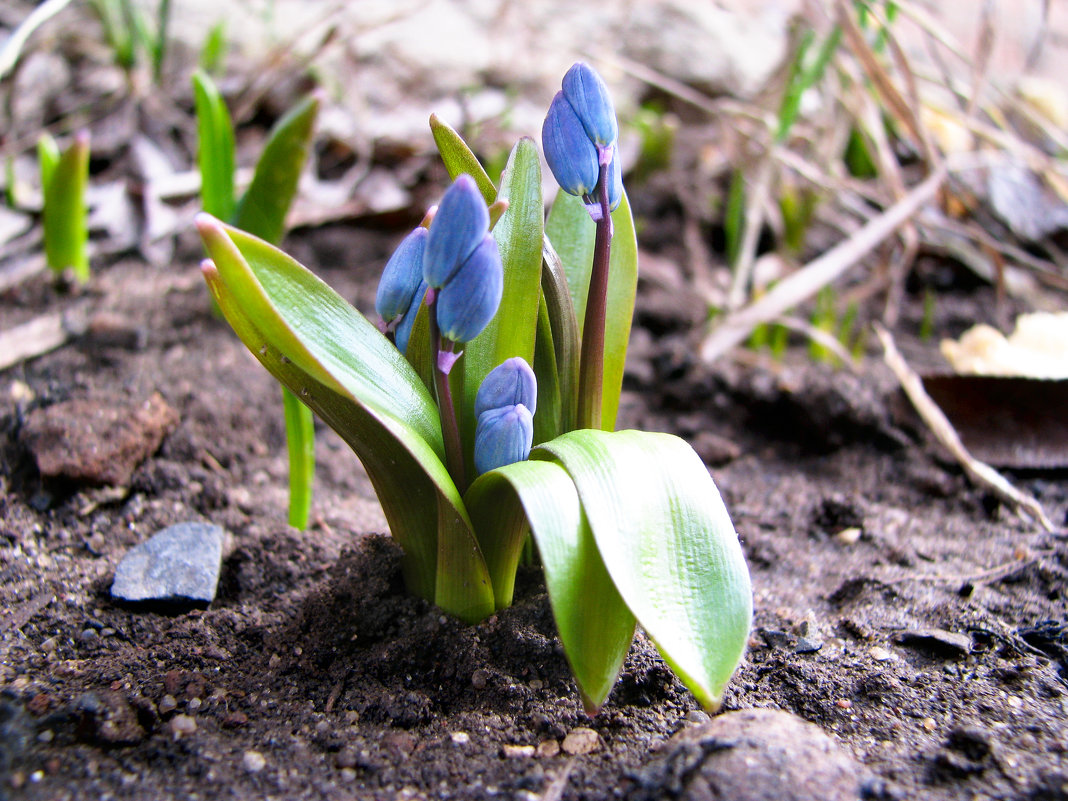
[
  {"left": 233, "top": 91, "right": 319, "bottom": 245},
  {"left": 465, "top": 459, "right": 635, "bottom": 712},
  {"left": 544, "top": 190, "right": 637, "bottom": 430},
  {"left": 41, "top": 130, "right": 89, "bottom": 282},
  {"left": 192, "top": 69, "right": 236, "bottom": 221},
  {"left": 199, "top": 219, "right": 495, "bottom": 622},
  {"left": 537, "top": 430, "right": 752, "bottom": 711},
  {"left": 429, "top": 113, "right": 496, "bottom": 203},
  {"left": 282, "top": 385, "right": 315, "bottom": 529},
  {"left": 457, "top": 137, "right": 543, "bottom": 460}
]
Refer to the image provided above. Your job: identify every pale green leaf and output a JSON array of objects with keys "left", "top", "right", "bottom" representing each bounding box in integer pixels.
[
  {"left": 192, "top": 69, "right": 236, "bottom": 221},
  {"left": 465, "top": 459, "right": 635, "bottom": 712},
  {"left": 41, "top": 131, "right": 89, "bottom": 282},
  {"left": 536, "top": 429, "right": 752, "bottom": 711},
  {"left": 199, "top": 219, "right": 495, "bottom": 622},
  {"left": 429, "top": 113, "right": 496, "bottom": 203},
  {"left": 234, "top": 91, "right": 319, "bottom": 245},
  {"left": 544, "top": 191, "right": 637, "bottom": 429},
  {"left": 282, "top": 385, "right": 315, "bottom": 530}
]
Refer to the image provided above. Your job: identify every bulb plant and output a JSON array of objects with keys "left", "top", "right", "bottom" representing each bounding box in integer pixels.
[
  {"left": 197, "top": 63, "right": 752, "bottom": 713},
  {"left": 193, "top": 69, "right": 320, "bottom": 530},
  {"left": 38, "top": 130, "right": 90, "bottom": 284}
]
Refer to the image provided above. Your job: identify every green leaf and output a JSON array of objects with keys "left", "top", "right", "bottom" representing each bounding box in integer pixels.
[
  {"left": 41, "top": 130, "right": 89, "bottom": 283},
  {"left": 456, "top": 137, "right": 543, "bottom": 460},
  {"left": 282, "top": 385, "right": 315, "bottom": 529},
  {"left": 538, "top": 239, "right": 579, "bottom": 437},
  {"left": 545, "top": 190, "right": 637, "bottom": 430},
  {"left": 465, "top": 459, "right": 635, "bottom": 712},
  {"left": 37, "top": 133, "right": 59, "bottom": 190},
  {"left": 536, "top": 430, "right": 752, "bottom": 711},
  {"left": 198, "top": 217, "right": 495, "bottom": 622},
  {"left": 192, "top": 69, "right": 236, "bottom": 221},
  {"left": 429, "top": 113, "right": 496, "bottom": 204},
  {"left": 233, "top": 91, "right": 319, "bottom": 245}
]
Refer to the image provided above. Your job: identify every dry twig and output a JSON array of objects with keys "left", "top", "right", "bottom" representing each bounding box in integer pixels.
[{"left": 875, "top": 324, "right": 1053, "bottom": 532}]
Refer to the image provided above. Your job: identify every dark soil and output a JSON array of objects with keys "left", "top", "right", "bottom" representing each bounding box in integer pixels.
[{"left": 1, "top": 224, "right": 1066, "bottom": 801}]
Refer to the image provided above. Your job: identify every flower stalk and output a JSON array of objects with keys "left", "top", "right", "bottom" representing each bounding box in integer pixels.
[
  {"left": 576, "top": 146, "right": 614, "bottom": 430},
  {"left": 427, "top": 288, "right": 468, "bottom": 492}
]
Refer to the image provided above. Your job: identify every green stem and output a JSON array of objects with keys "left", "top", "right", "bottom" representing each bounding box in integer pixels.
[
  {"left": 427, "top": 292, "right": 468, "bottom": 491},
  {"left": 282, "top": 385, "right": 315, "bottom": 529},
  {"left": 576, "top": 153, "right": 613, "bottom": 430}
]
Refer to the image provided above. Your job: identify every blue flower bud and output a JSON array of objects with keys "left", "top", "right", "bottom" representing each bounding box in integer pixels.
[
  {"left": 475, "top": 357, "right": 537, "bottom": 418},
  {"left": 375, "top": 227, "right": 427, "bottom": 323},
  {"left": 542, "top": 91, "right": 599, "bottom": 198},
  {"left": 424, "top": 174, "right": 489, "bottom": 289},
  {"left": 606, "top": 145, "right": 623, "bottom": 211},
  {"left": 561, "top": 62, "right": 618, "bottom": 147},
  {"left": 435, "top": 233, "right": 502, "bottom": 344},
  {"left": 474, "top": 404, "right": 534, "bottom": 475},
  {"left": 394, "top": 280, "right": 427, "bottom": 356}
]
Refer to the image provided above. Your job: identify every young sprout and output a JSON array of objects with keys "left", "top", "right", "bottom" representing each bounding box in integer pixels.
[{"left": 39, "top": 130, "right": 90, "bottom": 284}]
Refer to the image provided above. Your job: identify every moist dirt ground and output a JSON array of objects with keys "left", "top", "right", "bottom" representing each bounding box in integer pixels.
[{"left": 0, "top": 219, "right": 1065, "bottom": 800}]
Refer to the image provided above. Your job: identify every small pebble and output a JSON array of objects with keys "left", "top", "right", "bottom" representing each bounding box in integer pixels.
[
  {"left": 836, "top": 699, "right": 852, "bottom": 710},
  {"left": 243, "top": 750, "right": 266, "bottom": 773},
  {"left": 169, "top": 715, "right": 197, "bottom": 737},
  {"left": 502, "top": 744, "right": 535, "bottom": 759},
  {"left": 922, "top": 717, "right": 937, "bottom": 732},
  {"left": 471, "top": 669, "right": 490, "bottom": 689},
  {"left": 36, "top": 730, "right": 54, "bottom": 743},
  {"left": 450, "top": 732, "right": 470, "bottom": 745},
  {"left": 835, "top": 527, "right": 862, "bottom": 545},
  {"left": 158, "top": 695, "right": 177, "bottom": 714},
  {"left": 561, "top": 727, "right": 601, "bottom": 755},
  {"left": 110, "top": 522, "right": 226, "bottom": 604},
  {"left": 536, "top": 739, "right": 560, "bottom": 758},
  {"left": 339, "top": 768, "right": 356, "bottom": 782},
  {"left": 869, "top": 646, "right": 894, "bottom": 661}
]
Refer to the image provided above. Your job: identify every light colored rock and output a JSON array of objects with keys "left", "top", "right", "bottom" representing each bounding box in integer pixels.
[{"left": 561, "top": 727, "right": 601, "bottom": 755}]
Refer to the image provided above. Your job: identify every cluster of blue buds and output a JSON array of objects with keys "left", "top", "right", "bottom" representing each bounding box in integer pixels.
[
  {"left": 376, "top": 174, "right": 503, "bottom": 355},
  {"left": 473, "top": 357, "right": 536, "bottom": 476},
  {"left": 542, "top": 62, "right": 622, "bottom": 218}
]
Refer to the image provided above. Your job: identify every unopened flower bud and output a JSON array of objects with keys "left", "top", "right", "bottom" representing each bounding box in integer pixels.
[
  {"left": 375, "top": 227, "right": 427, "bottom": 323},
  {"left": 542, "top": 92, "right": 599, "bottom": 199},
  {"left": 561, "top": 61, "right": 618, "bottom": 146},
  {"left": 435, "top": 234, "right": 503, "bottom": 344},
  {"left": 424, "top": 174, "right": 489, "bottom": 289},
  {"left": 542, "top": 62, "right": 622, "bottom": 213},
  {"left": 475, "top": 357, "right": 537, "bottom": 418},
  {"left": 394, "top": 280, "right": 428, "bottom": 356},
  {"left": 474, "top": 404, "right": 534, "bottom": 475}
]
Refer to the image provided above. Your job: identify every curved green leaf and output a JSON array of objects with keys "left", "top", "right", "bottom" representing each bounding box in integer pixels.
[
  {"left": 234, "top": 91, "right": 319, "bottom": 245},
  {"left": 465, "top": 459, "right": 634, "bottom": 712},
  {"left": 544, "top": 190, "right": 637, "bottom": 429},
  {"left": 192, "top": 69, "right": 236, "bottom": 221},
  {"left": 538, "top": 238, "right": 580, "bottom": 438},
  {"left": 535, "top": 429, "right": 752, "bottom": 711},
  {"left": 429, "top": 113, "right": 496, "bottom": 203},
  {"left": 199, "top": 220, "right": 495, "bottom": 622}
]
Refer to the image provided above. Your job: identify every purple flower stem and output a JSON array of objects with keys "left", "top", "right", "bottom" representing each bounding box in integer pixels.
[
  {"left": 427, "top": 291, "right": 468, "bottom": 491},
  {"left": 576, "top": 147, "right": 614, "bottom": 431}
]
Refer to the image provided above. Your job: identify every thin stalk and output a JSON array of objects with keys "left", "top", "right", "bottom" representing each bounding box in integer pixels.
[
  {"left": 427, "top": 292, "right": 468, "bottom": 491},
  {"left": 576, "top": 152, "right": 613, "bottom": 430},
  {"left": 282, "top": 385, "right": 315, "bottom": 529}
]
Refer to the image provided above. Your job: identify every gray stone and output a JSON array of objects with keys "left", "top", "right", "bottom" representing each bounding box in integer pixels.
[
  {"left": 111, "top": 522, "right": 225, "bottom": 604},
  {"left": 630, "top": 709, "right": 877, "bottom": 801}
]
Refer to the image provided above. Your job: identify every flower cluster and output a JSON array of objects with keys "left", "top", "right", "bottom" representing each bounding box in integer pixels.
[
  {"left": 375, "top": 174, "right": 503, "bottom": 354},
  {"left": 542, "top": 62, "right": 622, "bottom": 218}
]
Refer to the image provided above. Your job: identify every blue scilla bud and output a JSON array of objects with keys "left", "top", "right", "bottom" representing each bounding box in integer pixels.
[
  {"left": 375, "top": 227, "right": 427, "bottom": 323},
  {"left": 542, "top": 91, "right": 599, "bottom": 199},
  {"left": 475, "top": 357, "right": 537, "bottom": 418},
  {"left": 435, "top": 233, "right": 502, "bottom": 344},
  {"left": 474, "top": 404, "right": 534, "bottom": 476},
  {"left": 607, "top": 145, "right": 622, "bottom": 211},
  {"left": 561, "top": 62, "right": 618, "bottom": 147},
  {"left": 424, "top": 174, "right": 489, "bottom": 289},
  {"left": 394, "top": 280, "right": 427, "bottom": 356}
]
